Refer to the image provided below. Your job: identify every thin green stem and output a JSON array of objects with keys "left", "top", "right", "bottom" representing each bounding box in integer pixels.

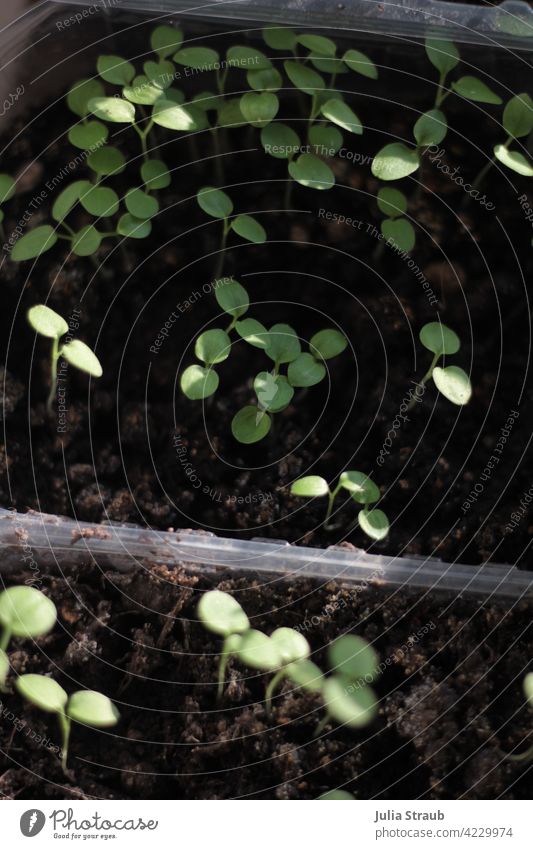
[
  {"left": 46, "top": 337, "right": 60, "bottom": 415},
  {"left": 265, "top": 668, "right": 286, "bottom": 716},
  {"left": 215, "top": 219, "right": 230, "bottom": 279},
  {"left": 434, "top": 71, "right": 447, "bottom": 109},
  {"left": 217, "top": 636, "right": 233, "bottom": 701},
  {"left": 58, "top": 713, "right": 71, "bottom": 775},
  {"left": 407, "top": 351, "right": 440, "bottom": 411},
  {"left": 506, "top": 744, "right": 533, "bottom": 763},
  {"left": 472, "top": 135, "right": 512, "bottom": 191},
  {"left": 313, "top": 712, "right": 332, "bottom": 738}
]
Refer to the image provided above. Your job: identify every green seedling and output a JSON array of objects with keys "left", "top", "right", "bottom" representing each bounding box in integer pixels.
[
  {"left": 473, "top": 93, "right": 533, "bottom": 187},
  {"left": 27, "top": 304, "right": 103, "bottom": 413},
  {"left": 291, "top": 471, "right": 389, "bottom": 541},
  {"left": 501, "top": 673, "right": 533, "bottom": 763},
  {"left": 197, "top": 590, "right": 250, "bottom": 699},
  {"left": 0, "top": 586, "right": 57, "bottom": 689},
  {"left": 197, "top": 187, "right": 266, "bottom": 277},
  {"left": 0, "top": 586, "right": 57, "bottom": 652},
  {"left": 315, "top": 635, "right": 379, "bottom": 736},
  {"left": 16, "top": 675, "right": 119, "bottom": 774},
  {"left": 410, "top": 321, "right": 472, "bottom": 408},
  {"left": 318, "top": 789, "right": 355, "bottom": 800},
  {"left": 264, "top": 628, "right": 321, "bottom": 714},
  {"left": 376, "top": 187, "right": 415, "bottom": 252}
]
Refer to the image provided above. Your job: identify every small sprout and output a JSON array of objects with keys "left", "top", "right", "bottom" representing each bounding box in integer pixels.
[
  {"left": 524, "top": 672, "right": 533, "bottom": 706},
  {"left": 287, "top": 353, "right": 326, "bottom": 387},
  {"left": 290, "top": 470, "right": 388, "bottom": 540},
  {"left": 343, "top": 48, "right": 377, "bottom": 79},
  {"left": 0, "top": 586, "right": 57, "bottom": 651},
  {"left": 231, "top": 405, "right": 272, "bottom": 444},
  {"left": 288, "top": 152, "right": 335, "bottom": 191},
  {"left": 215, "top": 278, "right": 250, "bottom": 328},
  {"left": 27, "top": 304, "right": 103, "bottom": 413},
  {"left": 377, "top": 187, "right": 415, "bottom": 252},
  {"left": 425, "top": 38, "right": 460, "bottom": 77},
  {"left": 195, "top": 328, "right": 231, "bottom": 365},
  {"left": 150, "top": 24, "right": 183, "bottom": 58},
  {"left": 197, "top": 591, "right": 250, "bottom": 699},
  {"left": 309, "top": 328, "right": 348, "bottom": 360},
  {"left": 197, "top": 187, "right": 266, "bottom": 276},
  {"left": 16, "top": 675, "right": 119, "bottom": 774},
  {"left": 0, "top": 649, "right": 8, "bottom": 690},
  {"left": 238, "top": 629, "right": 281, "bottom": 671},
  {"left": 264, "top": 627, "right": 311, "bottom": 713},
  {"left": 180, "top": 365, "right": 219, "bottom": 400},
  {"left": 254, "top": 372, "right": 294, "bottom": 412},
  {"left": 450, "top": 76, "right": 502, "bottom": 105},
  {"left": 475, "top": 93, "right": 533, "bottom": 184},
  {"left": 265, "top": 324, "right": 301, "bottom": 365},
  {"left": 316, "top": 635, "right": 379, "bottom": 735},
  {"left": 413, "top": 108, "right": 448, "bottom": 147},
  {"left": 412, "top": 321, "right": 472, "bottom": 407},
  {"left": 371, "top": 142, "right": 420, "bottom": 181},
  {"left": 97, "top": 55, "right": 135, "bottom": 86},
  {"left": 239, "top": 91, "right": 279, "bottom": 128},
  {"left": 11, "top": 225, "right": 58, "bottom": 262},
  {"left": 320, "top": 100, "right": 362, "bottom": 135}
]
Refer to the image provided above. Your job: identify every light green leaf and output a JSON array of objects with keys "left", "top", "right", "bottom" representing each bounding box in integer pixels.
[
  {"left": 125, "top": 188, "right": 159, "bottom": 219},
  {"left": 261, "top": 123, "right": 300, "bottom": 159},
  {"left": 67, "top": 78, "right": 104, "bottom": 118},
  {"left": 358, "top": 508, "right": 390, "bottom": 541},
  {"left": 217, "top": 98, "right": 248, "bottom": 129},
  {"left": 27, "top": 304, "right": 68, "bottom": 338},
  {"left": 239, "top": 91, "right": 279, "bottom": 128},
  {"left": 16, "top": 674, "right": 68, "bottom": 714},
  {"left": 262, "top": 27, "right": 297, "bottom": 50},
  {"left": 424, "top": 38, "right": 460, "bottom": 76},
  {"left": 235, "top": 318, "right": 269, "bottom": 349},
  {"left": 309, "top": 328, "right": 347, "bottom": 360},
  {"left": 343, "top": 48, "right": 378, "bottom": 79},
  {"left": 254, "top": 372, "right": 294, "bottom": 413},
  {"left": 288, "top": 153, "right": 335, "bottom": 190},
  {"left": 198, "top": 590, "right": 249, "bottom": 636},
  {"left": 318, "top": 790, "right": 355, "bottom": 800},
  {"left": 231, "top": 406, "right": 272, "bottom": 443},
  {"left": 413, "top": 108, "right": 448, "bottom": 146},
  {"left": 381, "top": 218, "right": 416, "bottom": 252},
  {"left": 287, "top": 352, "right": 326, "bottom": 387},
  {"left": 195, "top": 329, "right": 231, "bottom": 365},
  {"left": 377, "top": 187, "right": 407, "bottom": 218},
  {"left": 68, "top": 120, "right": 109, "bottom": 150},
  {"left": 432, "top": 365, "right": 472, "bottom": 405},
  {"left": 181, "top": 364, "right": 219, "bottom": 400},
  {"left": 286, "top": 659, "right": 324, "bottom": 692},
  {"left": 247, "top": 67, "right": 283, "bottom": 92},
  {"left": 371, "top": 143, "right": 420, "bottom": 181},
  {"left": 238, "top": 629, "right": 281, "bottom": 671},
  {"left": 320, "top": 99, "right": 362, "bottom": 135},
  {"left": 523, "top": 673, "right": 533, "bottom": 705},
  {"left": 329, "top": 635, "right": 379, "bottom": 682},
  {"left": 123, "top": 76, "right": 164, "bottom": 106},
  {"left": 271, "top": 627, "right": 310, "bottom": 664},
  {"left": 152, "top": 99, "right": 196, "bottom": 130},
  {"left": 227, "top": 45, "right": 271, "bottom": 70},
  {"left": 143, "top": 59, "right": 174, "bottom": 90},
  {"left": 340, "top": 471, "right": 380, "bottom": 504},
  {"left": 323, "top": 676, "right": 378, "bottom": 727},
  {"left": 284, "top": 60, "right": 325, "bottom": 96},
  {"left": 265, "top": 323, "right": 301, "bottom": 364},
  {"left": 291, "top": 476, "right": 329, "bottom": 497},
  {"left": 80, "top": 186, "right": 119, "bottom": 218},
  {"left": 67, "top": 690, "right": 120, "bottom": 727},
  {"left": 0, "top": 649, "right": 8, "bottom": 687},
  {"left": 0, "top": 173, "right": 16, "bottom": 203},
  {"left": 494, "top": 144, "right": 533, "bottom": 176},
  {"left": 197, "top": 186, "right": 233, "bottom": 219},
  {"left": 503, "top": 93, "right": 533, "bottom": 138},
  {"left": 298, "top": 34, "right": 337, "bottom": 56},
  {"left": 231, "top": 214, "right": 266, "bottom": 244},
  {"left": 89, "top": 96, "right": 135, "bottom": 123},
  {"left": 173, "top": 46, "right": 219, "bottom": 70},
  {"left": 151, "top": 25, "right": 183, "bottom": 58},
  {"left": 97, "top": 54, "right": 135, "bottom": 85},
  {"left": 420, "top": 322, "right": 460, "bottom": 356},
  {"left": 51, "top": 180, "right": 91, "bottom": 222},
  {"left": 0, "top": 586, "right": 57, "bottom": 637},
  {"left": 71, "top": 225, "right": 102, "bottom": 257},
  {"left": 451, "top": 76, "right": 502, "bottom": 104},
  {"left": 117, "top": 213, "right": 152, "bottom": 239},
  {"left": 141, "top": 159, "right": 171, "bottom": 189},
  {"left": 308, "top": 124, "right": 343, "bottom": 155},
  {"left": 61, "top": 339, "right": 103, "bottom": 377},
  {"left": 215, "top": 278, "right": 249, "bottom": 318},
  {"left": 11, "top": 226, "right": 58, "bottom": 262},
  {"left": 87, "top": 145, "right": 126, "bottom": 176}
]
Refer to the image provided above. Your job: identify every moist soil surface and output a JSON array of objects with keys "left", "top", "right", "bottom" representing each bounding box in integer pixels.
[{"left": 0, "top": 24, "right": 532, "bottom": 798}]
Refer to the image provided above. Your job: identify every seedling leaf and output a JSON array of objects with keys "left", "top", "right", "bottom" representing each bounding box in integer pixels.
[
  {"left": 89, "top": 96, "right": 136, "bottom": 123},
  {"left": 309, "top": 124, "right": 343, "bottom": 155},
  {"left": 288, "top": 153, "right": 335, "bottom": 190},
  {"left": 67, "top": 78, "right": 104, "bottom": 117},
  {"left": 123, "top": 76, "right": 165, "bottom": 106},
  {"left": 68, "top": 120, "right": 109, "bottom": 150},
  {"left": 328, "top": 635, "right": 379, "bottom": 682},
  {"left": 494, "top": 144, "right": 533, "bottom": 176},
  {"left": 231, "top": 406, "right": 272, "bottom": 443},
  {"left": 173, "top": 47, "right": 219, "bottom": 70},
  {"left": 286, "top": 659, "right": 324, "bottom": 692},
  {"left": 0, "top": 649, "right": 8, "bottom": 687},
  {"left": 27, "top": 305, "right": 68, "bottom": 338},
  {"left": 291, "top": 476, "right": 329, "bottom": 497},
  {"left": 319, "top": 790, "right": 355, "bottom": 800},
  {"left": 80, "top": 186, "right": 119, "bottom": 218},
  {"left": 227, "top": 45, "right": 272, "bottom": 71},
  {"left": 235, "top": 318, "right": 269, "bottom": 349},
  {"left": 254, "top": 372, "right": 294, "bottom": 412},
  {"left": 152, "top": 99, "right": 196, "bottom": 130},
  {"left": 71, "top": 225, "right": 102, "bottom": 257},
  {"left": 298, "top": 34, "right": 337, "bottom": 56},
  {"left": 67, "top": 690, "right": 120, "bottom": 727},
  {"left": 358, "top": 508, "right": 389, "bottom": 540},
  {"left": 309, "top": 328, "right": 347, "bottom": 360},
  {"left": 62, "top": 340, "right": 103, "bottom": 377},
  {"left": 425, "top": 38, "right": 460, "bottom": 75},
  {"left": 87, "top": 146, "right": 126, "bottom": 176},
  {"left": 198, "top": 590, "right": 250, "bottom": 637},
  {"left": 261, "top": 123, "right": 300, "bottom": 159},
  {"left": 16, "top": 674, "right": 68, "bottom": 713},
  {"left": 320, "top": 99, "right": 362, "bottom": 135},
  {"left": 377, "top": 187, "right": 407, "bottom": 218},
  {"left": 239, "top": 91, "right": 279, "bottom": 127},
  {"left": 284, "top": 60, "right": 325, "bottom": 96},
  {"left": 97, "top": 55, "right": 135, "bottom": 85},
  {"left": 323, "top": 676, "right": 378, "bottom": 727},
  {"left": 371, "top": 143, "right": 420, "bottom": 181},
  {"left": 340, "top": 471, "right": 380, "bottom": 504},
  {"left": 381, "top": 218, "right": 415, "bottom": 252},
  {"left": 420, "top": 322, "right": 460, "bottom": 356},
  {"left": 125, "top": 188, "right": 159, "bottom": 219},
  {"left": 265, "top": 323, "right": 301, "bottom": 364},
  {"left": 51, "top": 180, "right": 91, "bottom": 222},
  {"left": 343, "top": 48, "right": 378, "bottom": 79},
  {"left": 413, "top": 108, "right": 448, "bottom": 146},
  {"left": 197, "top": 186, "right": 233, "bottom": 219},
  {"left": 11, "top": 226, "right": 58, "bottom": 262},
  {"left": 231, "top": 214, "right": 266, "bottom": 243},
  {"left": 432, "top": 365, "right": 472, "bottom": 405},
  {"left": 270, "top": 628, "right": 310, "bottom": 664},
  {"left": 503, "top": 93, "right": 533, "bottom": 138},
  {"left": 181, "top": 364, "right": 219, "bottom": 400},
  {"left": 0, "top": 586, "right": 57, "bottom": 637},
  {"left": 451, "top": 76, "right": 502, "bottom": 104},
  {"left": 0, "top": 174, "right": 16, "bottom": 203},
  {"left": 141, "top": 159, "right": 171, "bottom": 189},
  {"left": 262, "top": 27, "right": 297, "bottom": 50},
  {"left": 215, "top": 278, "right": 249, "bottom": 318},
  {"left": 247, "top": 67, "right": 283, "bottom": 92},
  {"left": 524, "top": 673, "right": 533, "bottom": 705},
  {"left": 117, "top": 214, "right": 152, "bottom": 239},
  {"left": 238, "top": 629, "right": 281, "bottom": 671},
  {"left": 288, "top": 352, "right": 326, "bottom": 387}
]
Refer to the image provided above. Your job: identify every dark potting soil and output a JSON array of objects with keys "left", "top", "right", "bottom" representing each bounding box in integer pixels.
[
  {"left": 0, "top": 562, "right": 532, "bottom": 800},
  {"left": 0, "top": 22, "right": 532, "bottom": 799}
]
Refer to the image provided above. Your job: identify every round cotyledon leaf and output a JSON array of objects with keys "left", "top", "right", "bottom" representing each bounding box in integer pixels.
[
  {"left": 67, "top": 690, "right": 120, "bottom": 727},
  {"left": 181, "top": 365, "right": 219, "bottom": 400},
  {"left": 16, "top": 674, "right": 68, "bottom": 714},
  {"left": 432, "top": 365, "right": 472, "bottom": 405},
  {"left": 0, "top": 586, "right": 57, "bottom": 638},
  {"left": 197, "top": 590, "right": 250, "bottom": 637}
]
